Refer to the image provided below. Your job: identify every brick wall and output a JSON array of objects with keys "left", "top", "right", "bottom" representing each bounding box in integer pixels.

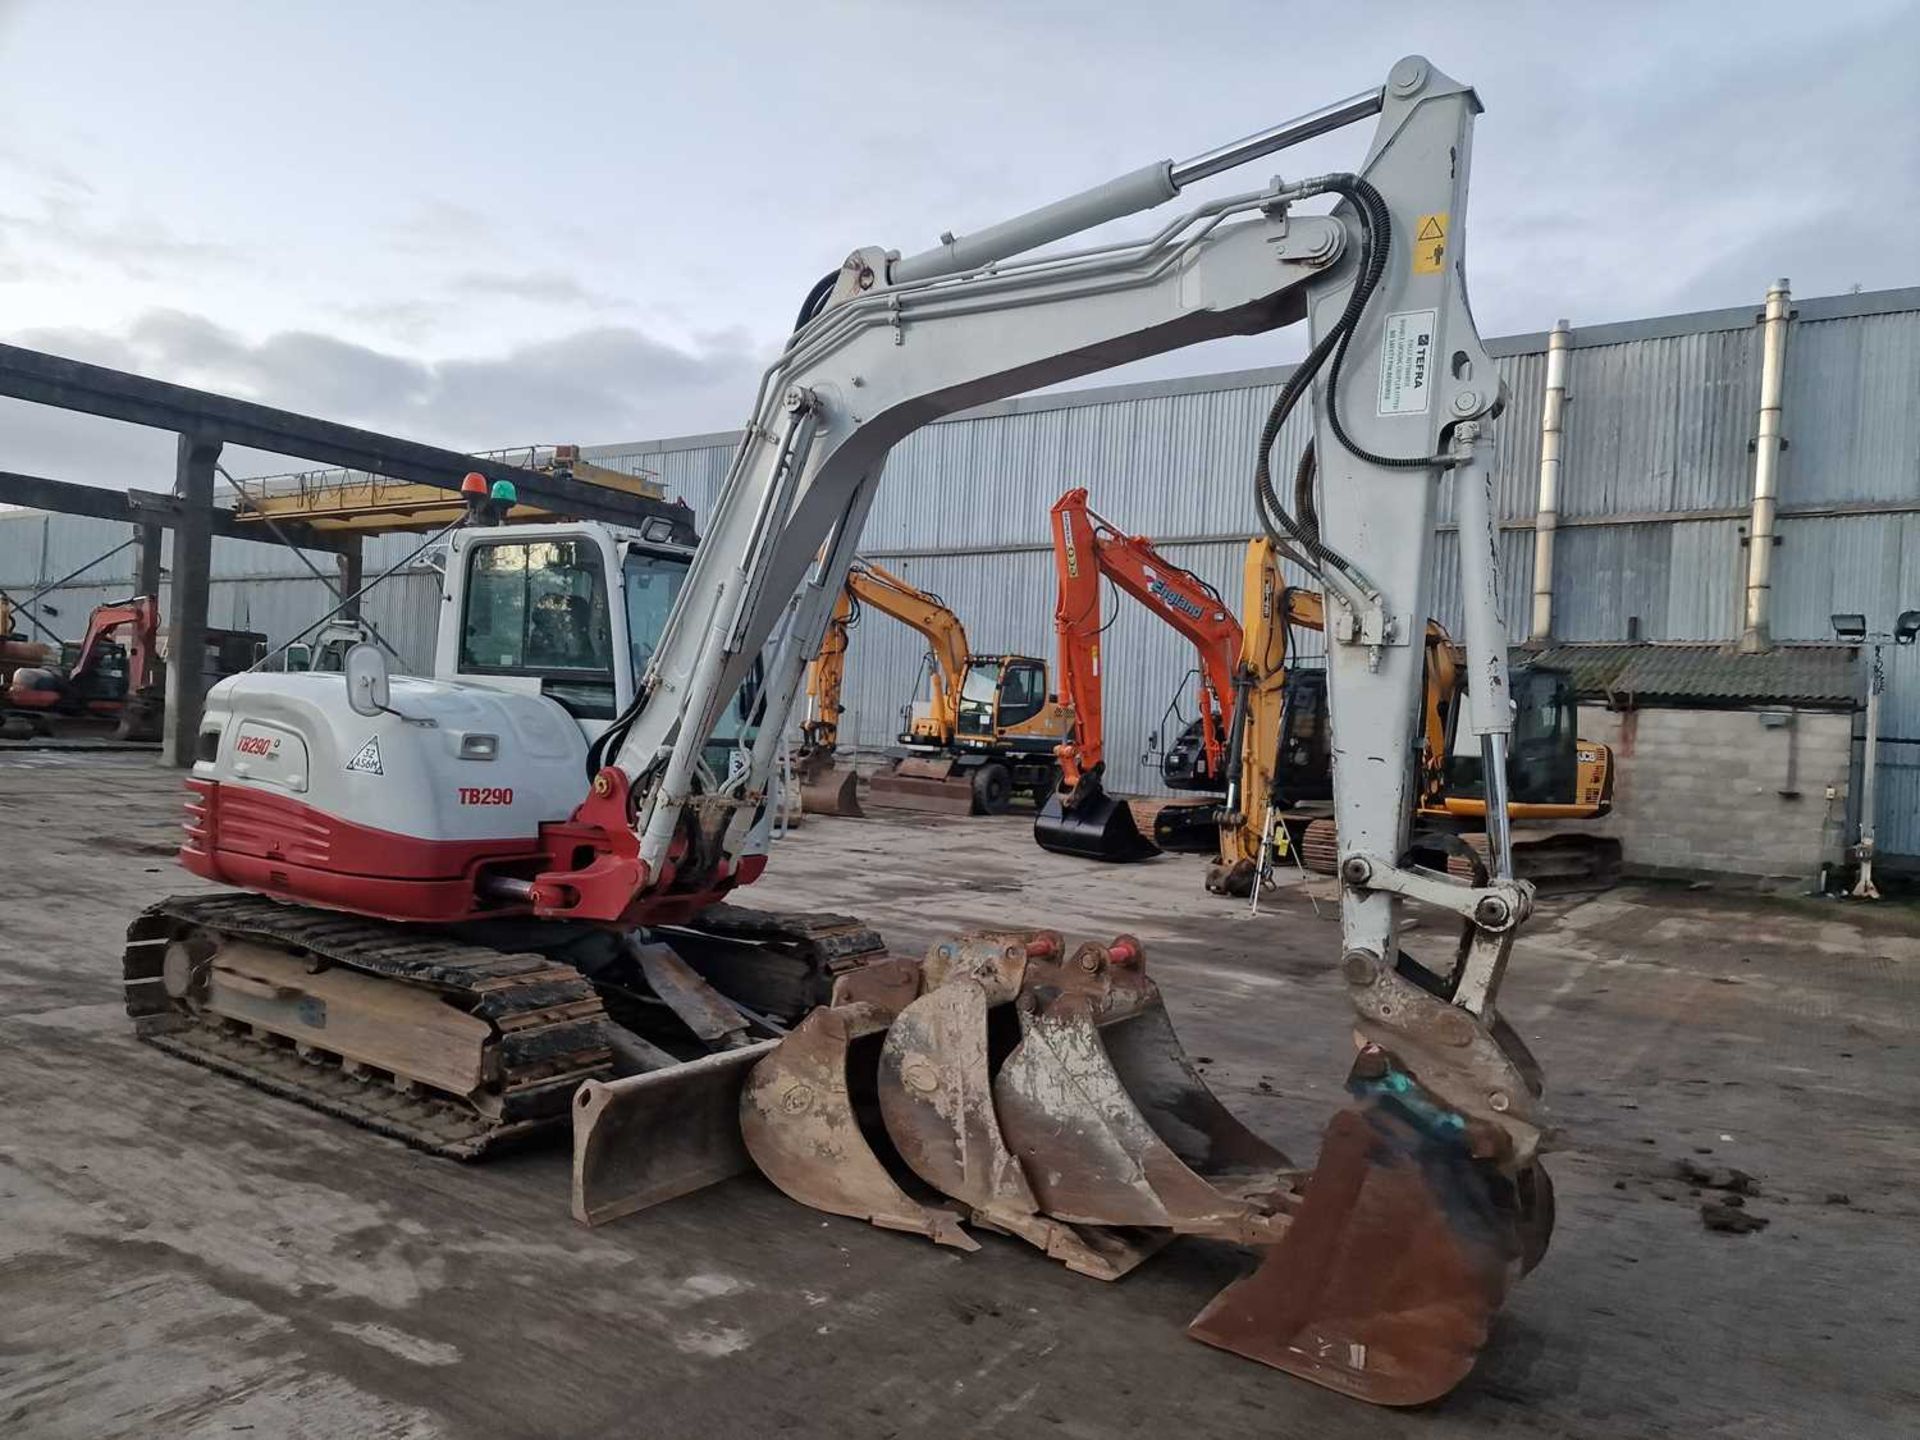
[{"left": 1569, "top": 705, "right": 1854, "bottom": 883}]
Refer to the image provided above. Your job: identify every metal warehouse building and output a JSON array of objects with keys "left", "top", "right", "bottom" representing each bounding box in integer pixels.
[{"left": 4, "top": 281, "right": 1917, "bottom": 872}]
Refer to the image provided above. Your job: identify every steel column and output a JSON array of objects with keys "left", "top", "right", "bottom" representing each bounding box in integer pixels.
[
  {"left": 135, "top": 522, "right": 163, "bottom": 601},
  {"left": 338, "top": 538, "right": 364, "bottom": 621},
  {"left": 163, "top": 433, "right": 221, "bottom": 768}
]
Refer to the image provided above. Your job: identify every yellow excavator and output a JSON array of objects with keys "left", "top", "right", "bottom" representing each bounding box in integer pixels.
[
  {"left": 799, "top": 559, "right": 1072, "bottom": 816},
  {"left": 1211, "top": 536, "right": 1617, "bottom": 894}
]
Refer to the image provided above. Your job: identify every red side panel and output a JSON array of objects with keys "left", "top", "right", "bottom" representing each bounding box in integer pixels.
[{"left": 179, "top": 778, "right": 546, "bottom": 923}]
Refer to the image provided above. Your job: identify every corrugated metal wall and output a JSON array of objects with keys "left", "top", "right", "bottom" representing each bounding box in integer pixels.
[{"left": 5, "top": 286, "right": 1917, "bottom": 853}]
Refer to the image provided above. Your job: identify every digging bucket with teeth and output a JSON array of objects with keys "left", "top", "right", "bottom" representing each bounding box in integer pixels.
[{"left": 736, "top": 927, "right": 1551, "bottom": 1408}]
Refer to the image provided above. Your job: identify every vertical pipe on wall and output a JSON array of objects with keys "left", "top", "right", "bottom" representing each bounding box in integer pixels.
[
  {"left": 1528, "top": 319, "right": 1571, "bottom": 643},
  {"left": 1739, "top": 279, "right": 1791, "bottom": 653}
]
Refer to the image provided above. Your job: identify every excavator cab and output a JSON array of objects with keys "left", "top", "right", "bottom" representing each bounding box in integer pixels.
[
  {"left": 1442, "top": 665, "right": 1578, "bottom": 807},
  {"left": 956, "top": 657, "right": 1049, "bottom": 739},
  {"left": 1273, "top": 668, "right": 1334, "bottom": 805}
]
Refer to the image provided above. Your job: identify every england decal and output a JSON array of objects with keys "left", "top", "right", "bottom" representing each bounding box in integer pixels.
[{"left": 346, "top": 736, "right": 384, "bottom": 775}]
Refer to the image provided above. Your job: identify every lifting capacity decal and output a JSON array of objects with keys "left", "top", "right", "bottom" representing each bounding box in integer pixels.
[{"left": 1376, "top": 309, "right": 1437, "bottom": 417}]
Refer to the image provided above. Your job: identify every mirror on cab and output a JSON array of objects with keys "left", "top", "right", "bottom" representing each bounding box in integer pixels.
[{"left": 344, "top": 642, "right": 391, "bottom": 718}]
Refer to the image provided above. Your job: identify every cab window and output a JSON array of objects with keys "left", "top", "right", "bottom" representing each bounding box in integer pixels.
[
  {"left": 623, "top": 549, "right": 690, "bottom": 678},
  {"left": 998, "top": 661, "right": 1046, "bottom": 725},
  {"left": 461, "top": 538, "right": 615, "bottom": 717}
]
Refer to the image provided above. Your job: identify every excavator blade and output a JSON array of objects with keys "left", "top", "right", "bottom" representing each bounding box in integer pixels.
[
  {"left": 1187, "top": 1086, "right": 1540, "bottom": 1408},
  {"left": 799, "top": 763, "right": 864, "bottom": 817},
  {"left": 571, "top": 1042, "right": 775, "bottom": 1226},
  {"left": 1033, "top": 789, "right": 1160, "bottom": 862},
  {"left": 867, "top": 757, "right": 977, "bottom": 816},
  {"left": 740, "top": 1002, "right": 976, "bottom": 1251}
]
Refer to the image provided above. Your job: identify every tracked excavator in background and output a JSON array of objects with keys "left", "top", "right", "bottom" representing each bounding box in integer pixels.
[
  {"left": 796, "top": 559, "right": 1070, "bottom": 817},
  {"left": 129, "top": 60, "right": 1557, "bottom": 1406},
  {"left": 1034, "top": 488, "right": 1330, "bottom": 861},
  {"left": 1207, "top": 559, "right": 1618, "bottom": 894}
]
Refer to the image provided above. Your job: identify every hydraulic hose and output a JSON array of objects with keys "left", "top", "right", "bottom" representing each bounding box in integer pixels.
[{"left": 1252, "top": 174, "right": 1453, "bottom": 577}]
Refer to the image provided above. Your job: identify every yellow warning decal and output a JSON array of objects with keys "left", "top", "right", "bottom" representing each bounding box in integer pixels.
[{"left": 1412, "top": 212, "right": 1448, "bottom": 274}]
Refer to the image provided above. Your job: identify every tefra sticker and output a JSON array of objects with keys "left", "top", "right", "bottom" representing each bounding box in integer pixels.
[
  {"left": 346, "top": 736, "right": 384, "bottom": 775},
  {"left": 1376, "top": 309, "right": 1437, "bottom": 417}
]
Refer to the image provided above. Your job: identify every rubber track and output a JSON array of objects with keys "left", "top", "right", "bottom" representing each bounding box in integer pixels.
[
  {"left": 691, "top": 902, "right": 884, "bottom": 976},
  {"left": 123, "top": 893, "right": 612, "bottom": 1160}
]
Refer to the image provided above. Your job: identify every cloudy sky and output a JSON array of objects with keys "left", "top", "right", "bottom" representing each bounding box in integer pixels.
[{"left": 1, "top": 0, "right": 1916, "bottom": 487}]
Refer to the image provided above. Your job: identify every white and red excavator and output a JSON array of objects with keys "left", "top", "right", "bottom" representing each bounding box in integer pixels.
[{"left": 125, "top": 58, "right": 1553, "bottom": 1407}]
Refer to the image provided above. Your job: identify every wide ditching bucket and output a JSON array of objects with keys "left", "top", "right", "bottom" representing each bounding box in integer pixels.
[
  {"left": 735, "top": 928, "right": 1552, "bottom": 1408},
  {"left": 1033, "top": 779, "right": 1160, "bottom": 862}
]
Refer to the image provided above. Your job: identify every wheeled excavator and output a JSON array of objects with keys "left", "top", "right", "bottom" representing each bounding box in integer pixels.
[
  {"left": 128, "top": 60, "right": 1555, "bottom": 1407},
  {"left": 1035, "top": 487, "right": 1329, "bottom": 860},
  {"left": 797, "top": 559, "right": 1070, "bottom": 816}
]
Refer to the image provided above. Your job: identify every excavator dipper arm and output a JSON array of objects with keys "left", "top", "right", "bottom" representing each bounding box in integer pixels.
[{"left": 844, "top": 561, "right": 972, "bottom": 741}]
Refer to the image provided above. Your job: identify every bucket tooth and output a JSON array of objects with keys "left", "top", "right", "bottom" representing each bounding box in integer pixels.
[
  {"left": 1033, "top": 788, "right": 1160, "bottom": 863},
  {"left": 993, "top": 977, "right": 1289, "bottom": 1241},
  {"left": 1187, "top": 1084, "right": 1540, "bottom": 1407},
  {"left": 741, "top": 1002, "right": 975, "bottom": 1251},
  {"left": 875, "top": 951, "right": 1164, "bottom": 1280}
]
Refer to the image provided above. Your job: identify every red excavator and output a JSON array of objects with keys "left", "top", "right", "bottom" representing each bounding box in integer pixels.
[
  {"left": 3, "top": 596, "right": 263, "bottom": 742},
  {"left": 4, "top": 597, "right": 165, "bottom": 741},
  {"left": 1036, "top": 488, "right": 1262, "bottom": 860}
]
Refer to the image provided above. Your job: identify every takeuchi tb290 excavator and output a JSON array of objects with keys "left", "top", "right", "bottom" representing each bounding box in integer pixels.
[{"left": 128, "top": 60, "right": 1556, "bottom": 1406}]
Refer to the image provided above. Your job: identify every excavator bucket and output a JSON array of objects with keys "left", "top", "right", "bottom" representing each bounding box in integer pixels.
[
  {"left": 1033, "top": 787, "right": 1160, "bottom": 862},
  {"left": 738, "top": 930, "right": 1545, "bottom": 1408},
  {"left": 868, "top": 756, "right": 978, "bottom": 815},
  {"left": 1187, "top": 1065, "right": 1547, "bottom": 1407},
  {"left": 740, "top": 1000, "right": 976, "bottom": 1249},
  {"left": 799, "top": 762, "right": 863, "bottom": 817},
  {"left": 872, "top": 933, "right": 1169, "bottom": 1279}
]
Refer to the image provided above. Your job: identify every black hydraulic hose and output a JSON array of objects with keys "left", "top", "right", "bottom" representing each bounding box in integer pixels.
[
  {"left": 1293, "top": 441, "right": 1321, "bottom": 549},
  {"left": 793, "top": 270, "right": 839, "bottom": 332},
  {"left": 1252, "top": 174, "right": 1453, "bottom": 572}
]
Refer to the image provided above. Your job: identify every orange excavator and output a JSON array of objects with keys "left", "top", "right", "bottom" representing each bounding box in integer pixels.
[
  {"left": 3, "top": 596, "right": 165, "bottom": 741},
  {"left": 1037, "top": 489, "right": 1272, "bottom": 859}
]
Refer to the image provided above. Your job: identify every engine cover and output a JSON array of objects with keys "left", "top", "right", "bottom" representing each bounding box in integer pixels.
[{"left": 181, "top": 672, "right": 591, "bottom": 922}]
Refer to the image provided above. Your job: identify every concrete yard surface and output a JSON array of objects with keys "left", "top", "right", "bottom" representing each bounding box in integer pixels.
[{"left": 1, "top": 752, "right": 1916, "bottom": 1439}]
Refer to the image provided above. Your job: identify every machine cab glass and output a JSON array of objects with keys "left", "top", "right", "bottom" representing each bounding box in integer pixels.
[{"left": 957, "top": 658, "right": 1046, "bottom": 736}]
